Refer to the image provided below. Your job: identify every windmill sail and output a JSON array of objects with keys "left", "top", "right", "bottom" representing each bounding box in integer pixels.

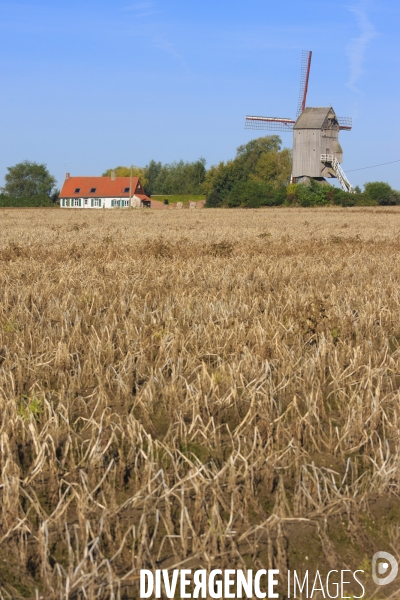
[
  {"left": 337, "top": 117, "right": 352, "bottom": 131},
  {"left": 245, "top": 116, "right": 295, "bottom": 132},
  {"left": 296, "top": 50, "right": 312, "bottom": 117}
]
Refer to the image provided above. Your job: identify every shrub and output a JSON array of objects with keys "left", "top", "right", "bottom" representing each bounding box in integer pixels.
[
  {"left": 0, "top": 194, "right": 55, "bottom": 207},
  {"left": 205, "top": 190, "right": 223, "bottom": 208},
  {"left": 225, "top": 180, "right": 285, "bottom": 208},
  {"left": 289, "top": 181, "right": 330, "bottom": 207}
]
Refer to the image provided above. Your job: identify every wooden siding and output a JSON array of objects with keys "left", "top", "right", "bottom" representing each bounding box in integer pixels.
[
  {"left": 292, "top": 129, "right": 321, "bottom": 177},
  {"left": 292, "top": 127, "right": 343, "bottom": 178}
]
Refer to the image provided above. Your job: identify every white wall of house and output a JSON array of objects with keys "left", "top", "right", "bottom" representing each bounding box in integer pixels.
[{"left": 60, "top": 195, "right": 142, "bottom": 208}]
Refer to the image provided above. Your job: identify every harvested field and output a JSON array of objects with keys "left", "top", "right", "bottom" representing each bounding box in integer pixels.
[{"left": 0, "top": 206, "right": 400, "bottom": 599}]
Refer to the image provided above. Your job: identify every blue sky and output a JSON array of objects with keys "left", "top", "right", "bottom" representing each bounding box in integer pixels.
[{"left": 1, "top": 0, "right": 399, "bottom": 190}]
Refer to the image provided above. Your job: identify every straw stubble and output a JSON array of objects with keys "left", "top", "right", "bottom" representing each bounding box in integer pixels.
[{"left": 0, "top": 206, "right": 399, "bottom": 599}]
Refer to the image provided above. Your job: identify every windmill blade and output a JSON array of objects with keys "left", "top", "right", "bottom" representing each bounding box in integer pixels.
[
  {"left": 337, "top": 117, "right": 352, "bottom": 131},
  {"left": 296, "top": 50, "right": 312, "bottom": 117},
  {"left": 245, "top": 116, "right": 295, "bottom": 132}
]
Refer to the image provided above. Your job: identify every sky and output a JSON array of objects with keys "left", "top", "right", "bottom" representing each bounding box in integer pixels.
[{"left": 1, "top": 0, "right": 400, "bottom": 191}]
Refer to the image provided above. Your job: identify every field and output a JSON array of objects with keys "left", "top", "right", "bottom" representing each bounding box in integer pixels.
[
  {"left": 0, "top": 206, "right": 400, "bottom": 599},
  {"left": 150, "top": 195, "right": 206, "bottom": 205}
]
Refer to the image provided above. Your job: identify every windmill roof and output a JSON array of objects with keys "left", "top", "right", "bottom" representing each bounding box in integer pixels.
[
  {"left": 59, "top": 176, "right": 148, "bottom": 198},
  {"left": 294, "top": 107, "right": 337, "bottom": 129}
]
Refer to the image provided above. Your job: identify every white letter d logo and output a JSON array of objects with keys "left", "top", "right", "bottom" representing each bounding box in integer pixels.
[{"left": 372, "top": 552, "right": 398, "bottom": 586}]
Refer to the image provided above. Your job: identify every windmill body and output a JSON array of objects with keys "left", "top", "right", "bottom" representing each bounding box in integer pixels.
[
  {"left": 245, "top": 52, "right": 355, "bottom": 192},
  {"left": 293, "top": 106, "right": 342, "bottom": 179}
]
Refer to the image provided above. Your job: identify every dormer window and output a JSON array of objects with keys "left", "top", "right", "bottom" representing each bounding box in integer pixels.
[
  {"left": 74, "top": 188, "right": 80, "bottom": 193},
  {"left": 90, "top": 187, "right": 96, "bottom": 193},
  {"left": 124, "top": 187, "right": 130, "bottom": 193}
]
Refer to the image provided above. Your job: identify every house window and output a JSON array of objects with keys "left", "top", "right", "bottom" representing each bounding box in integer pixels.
[
  {"left": 90, "top": 188, "right": 96, "bottom": 193},
  {"left": 73, "top": 198, "right": 80, "bottom": 207},
  {"left": 124, "top": 187, "right": 130, "bottom": 193},
  {"left": 123, "top": 199, "right": 129, "bottom": 207},
  {"left": 84, "top": 198, "right": 88, "bottom": 205},
  {"left": 74, "top": 188, "right": 80, "bottom": 193},
  {"left": 94, "top": 199, "right": 100, "bottom": 207}
]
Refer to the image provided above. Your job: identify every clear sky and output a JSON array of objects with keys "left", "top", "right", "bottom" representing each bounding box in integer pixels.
[{"left": 1, "top": 0, "right": 399, "bottom": 190}]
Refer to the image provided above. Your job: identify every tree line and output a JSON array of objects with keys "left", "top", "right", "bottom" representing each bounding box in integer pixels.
[
  {"left": 2, "top": 138, "right": 400, "bottom": 208},
  {"left": 102, "top": 159, "right": 207, "bottom": 196}
]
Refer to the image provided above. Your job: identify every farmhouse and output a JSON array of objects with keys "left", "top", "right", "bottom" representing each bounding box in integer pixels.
[{"left": 59, "top": 172, "right": 152, "bottom": 209}]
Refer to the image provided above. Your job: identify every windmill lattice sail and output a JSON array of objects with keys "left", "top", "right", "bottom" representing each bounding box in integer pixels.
[
  {"left": 245, "top": 116, "right": 295, "bottom": 132},
  {"left": 245, "top": 114, "right": 352, "bottom": 132},
  {"left": 337, "top": 117, "right": 352, "bottom": 131},
  {"left": 296, "top": 50, "right": 312, "bottom": 117}
]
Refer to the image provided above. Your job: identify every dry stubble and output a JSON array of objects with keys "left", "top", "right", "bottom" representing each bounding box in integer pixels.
[{"left": 0, "top": 207, "right": 400, "bottom": 599}]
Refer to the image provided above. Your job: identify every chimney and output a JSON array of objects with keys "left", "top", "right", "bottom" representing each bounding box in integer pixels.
[
  {"left": 66, "top": 172, "right": 70, "bottom": 179},
  {"left": 111, "top": 171, "right": 116, "bottom": 181}
]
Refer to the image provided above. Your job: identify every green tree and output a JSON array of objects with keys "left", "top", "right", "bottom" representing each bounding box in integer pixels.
[
  {"left": 250, "top": 148, "right": 292, "bottom": 187},
  {"left": 144, "top": 160, "right": 163, "bottom": 196},
  {"left": 204, "top": 136, "right": 291, "bottom": 206},
  {"left": 51, "top": 188, "right": 60, "bottom": 204},
  {"left": 3, "top": 161, "right": 56, "bottom": 198},
  {"left": 143, "top": 158, "right": 206, "bottom": 195},
  {"left": 235, "top": 135, "right": 282, "bottom": 178},
  {"left": 205, "top": 190, "right": 223, "bottom": 207},
  {"left": 203, "top": 160, "right": 241, "bottom": 199},
  {"left": 102, "top": 166, "right": 148, "bottom": 189},
  {"left": 364, "top": 181, "right": 399, "bottom": 205}
]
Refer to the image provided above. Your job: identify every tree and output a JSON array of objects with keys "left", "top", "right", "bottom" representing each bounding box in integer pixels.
[
  {"left": 235, "top": 135, "right": 282, "bottom": 178},
  {"left": 364, "top": 181, "right": 399, "bottom": 205},
  {"left": 203, "top": 160, "right": 241, "bottom": 199},
  {"left": 144, "top": 160, "right": 162, "bottom": 196},
  {"left": 51, "top": 188, "right": 60, "bottom": 204},
  {"left": 142, "top": 158, "right": 206, "bottom": 195},
  {"left": 2, "top": 161, "right": 56, "bottom": 198},
  {"left": 205, "top": 190, "right": 223, "bottom": 208},
  {"left": 250, "top": 148, "right": 292, "bottom": 188},
  {"left": 204, "top": 136, "right": 291, "bottom": 205},
  {"left": 102, "top": 165, "right": 148, "bottom": 190},
  {"left": 102, "top": 166, "right": 131, "bottom": 177}
]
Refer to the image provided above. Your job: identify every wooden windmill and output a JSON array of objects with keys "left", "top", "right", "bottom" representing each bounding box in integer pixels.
[{"left": 245, "top": 51, "right": 355, "bottom": 193}]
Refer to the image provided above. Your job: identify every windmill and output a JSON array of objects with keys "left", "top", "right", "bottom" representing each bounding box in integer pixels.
[{"left": 245, "top": 51, "right": 355, "bottom": 193}]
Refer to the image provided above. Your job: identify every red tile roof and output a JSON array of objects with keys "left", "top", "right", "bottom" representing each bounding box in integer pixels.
[{"left": 59, "top": 176, "right": 148, "bottom": 198}]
